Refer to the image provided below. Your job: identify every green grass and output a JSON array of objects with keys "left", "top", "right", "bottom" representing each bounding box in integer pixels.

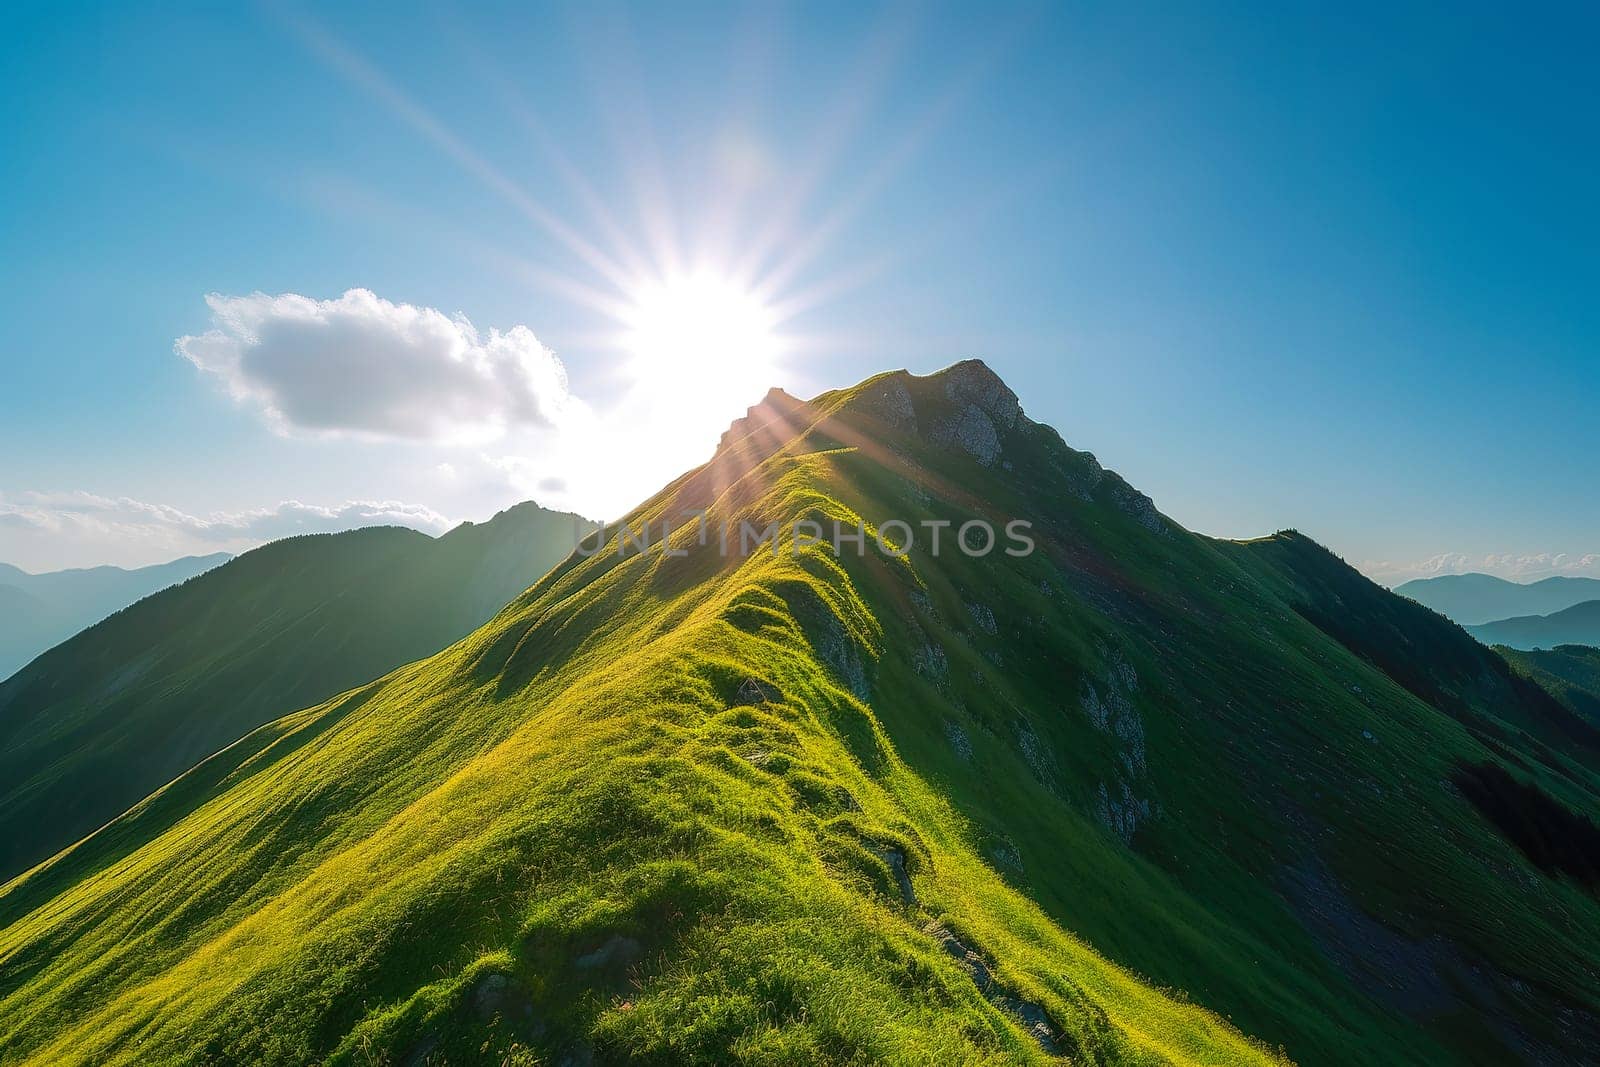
[
  {"left": 0, "top": 502, "right": 589, "bottom": 882},
  {"left": 0, "top": 461, "right": 1276, "bottom": 1065},
  {"left": 2, "top": 361, "right": 1597, "bottom": 1064},
  {"left": 1502, "top": 645, "right": 1600, "bottom": 727}
]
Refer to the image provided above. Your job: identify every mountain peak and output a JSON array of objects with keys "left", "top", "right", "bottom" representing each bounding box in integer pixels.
[
  {"left": 713, "top": 360, "right": 1031, "bottom": 469},
  {"left": 926, "top": 357, "right": 1024, "bottom": 427},
  {"left": 699, "top": 358, "right": 1169, "bottom": 537},
  {"left": 826, "top": 360, "right": 1027, "bottom": 468}
]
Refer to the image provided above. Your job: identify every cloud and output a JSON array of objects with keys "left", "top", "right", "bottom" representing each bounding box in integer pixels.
[
  {"left": 0, "top": 491, "right": 454, "bottom": 571},
  {"left": 1358, "top": 551, "right": 1600, "bottom": 586},
  {"left": 0, "top": 491, "right": 453, "bottom": 541},
  {"left": 177, "top": 289, "right": 571, "bottom": 442}
]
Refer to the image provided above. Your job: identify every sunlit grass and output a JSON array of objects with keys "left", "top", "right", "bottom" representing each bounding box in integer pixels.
[
  {"left": 0, "top": 394, "right": 1279, "bottom": 1065},
  {"left": 7, "top": 367, "right": 1593, "bottom": 1064}
]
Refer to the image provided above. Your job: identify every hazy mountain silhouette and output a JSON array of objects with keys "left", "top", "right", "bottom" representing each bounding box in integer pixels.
[
  {"left": 0, "top": 554, "right": 232, "bottom": 680},
  {"left": 1395, "top": 571, "right": 1600, "bottom": 626},
  {"left": 0, "top": 501, "right": 592, "bottom": 880},
  {"left": 1470, "top": 600, "right": 1600, "bottom": 650}
]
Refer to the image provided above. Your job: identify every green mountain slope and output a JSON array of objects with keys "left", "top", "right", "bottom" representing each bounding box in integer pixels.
[
  {"left": 1502, "top": 645, "right": 1600, "bottom": 726},
  {"left": 1470, "top": 600, "right": 1600, "bottom": 650},
  {"left": 1396, "top": 572, "right": 1600, "bottom": 627},
  {"left": 0, "top": 502, "right": 591, "bottom": 882},
  {"left": 0, "top": 553, "right": 231, "bottom": 679},
  {"left": 1, "top": 362, "right": 1597, "bottom": 1065}
]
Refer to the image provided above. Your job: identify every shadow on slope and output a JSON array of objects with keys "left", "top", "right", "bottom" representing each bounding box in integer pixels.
[{"left": 0, "top": 502, "right": 591, "bottom": 882}]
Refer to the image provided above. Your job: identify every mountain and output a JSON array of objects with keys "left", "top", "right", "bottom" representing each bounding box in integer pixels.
[
  {"left": 1396, "top": 572, "right": 1600, "bottom": 626},
  {"left": 1503, "top": 645, "right": 1600, "bottom": 726},
  {"left": 1469, "top": 600, "right": 1600, "bottom": 651},
  {"left": 0, "top": 501, "right": 593, "bottom": 882},
  {"left": 2, "top": 362, "right": 1598, "bottom": 1065},
  {"left": 0, "top": 553, "right": 231, "bottom": 679}
]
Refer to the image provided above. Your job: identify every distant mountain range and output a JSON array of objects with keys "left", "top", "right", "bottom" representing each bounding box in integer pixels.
[
  {"left": 0, "top": 501, "right": 592, "bottom": 880},
  {"left": 4, "top": 362, "right": 1598, "bottom": 1064},
  {"left": 1470, "top": 600, "right": 1600, "bottom": 651},
  {"left": 1396, "top": 571, "right": 1600, "bottom": 626},
  {"left": 1394, "top": 572, "right": 1600, "bottom": 651},
  {"left": 0, "top": 553, "right": 232, "bottom": 680}
]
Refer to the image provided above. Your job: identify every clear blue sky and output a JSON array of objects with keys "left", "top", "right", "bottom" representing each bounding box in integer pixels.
[{"left": 2, "top": 1, "right": 1596, "bottom": 580}]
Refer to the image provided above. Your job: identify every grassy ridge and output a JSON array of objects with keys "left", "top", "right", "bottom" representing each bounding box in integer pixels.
[
  {"left": 3, "top": 361, "right": 1598, "bottom": 1063},
  {"left": 0, "top": 423, "right": 1276, "bottom": 1065}
]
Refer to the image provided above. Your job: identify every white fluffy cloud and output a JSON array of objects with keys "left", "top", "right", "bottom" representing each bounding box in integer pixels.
[
  {"left": 176, "top": 289, "right": 571, "bottom": 442},
  {"left": 1359, "top": 551, "right": 1600, "bottom": 586},
  {"left": 0, "top": 491, "right": 454, "bottom": 571}
]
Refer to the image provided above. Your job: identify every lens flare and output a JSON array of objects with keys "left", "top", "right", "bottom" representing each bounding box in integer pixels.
[{"left": 620, "top": 273, "right": 781, "bottom": 409}]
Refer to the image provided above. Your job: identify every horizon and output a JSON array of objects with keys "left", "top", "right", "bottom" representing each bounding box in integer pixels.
[{"left": 4, "top": 3, "right": 1598, "bottom": 582}]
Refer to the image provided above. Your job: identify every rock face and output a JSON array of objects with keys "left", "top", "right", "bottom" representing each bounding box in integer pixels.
[
  {"left": 929, "top": 404, "right": 1004, "bottom": 465},
  {"left": 1081, "top": 650, "right": 1153, "bottom": 841},
  {"left": 1109, "top": 479, "right": 1164, "bottom": 533},
  {"left": 943, "top": 719, "right": 974, "bottom": 762},
  {"left": 1014, "top": 718, "right": 1056, "bottom": 788},
  {"left": 837, "top": 361, "right": 1168, "bottom": 539},
  {"left": 848, "top": 360, "right": 1024, "bottom": 467},
  {"left": 940, "top": 358, "right": 1024, "bottom": 430},
  {"left": 923, "top": 922, "right": 1066, "bottom": 1055},
  {"left": 860, "top": 377, "right": 919, "bottom": 433},
  {"left": 468, "top": 971, "right": 539, "bottom": 1036},
  {"left": 913, "top": 637, "right": 949, "bottom": 685},
  {"left": 927, "top": 360, "right": 1021, "bottom": 465}
]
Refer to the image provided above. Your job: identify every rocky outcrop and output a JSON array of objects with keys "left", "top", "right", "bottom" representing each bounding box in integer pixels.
[
  {"left": 923, "top": 921, "right": 1066, "bottom": 1054},
  {"left": 732, "top": 676, "right": 779, "bottom": 706},
  {"left": 1015, "top": 718, "right": 1056, "bottom": 788},
  {"left": 929, "top": 404, "right": 1003, "bottom": 465},
  {"left": 990, "top": 837, "right": 1024, "bottom": 873},
  {"left": 860, "top": 376, "right": 919, "bottom": 433},
  {"left": 913, "top": 639, "right": 949, "bottom": 686},
  {"left": 944, "top": 719, "right": 974, "bottom": 762},
  {"left": 1108, "top": 478, "right": 1164, "bottom": 533},
  {"left": 848, "top": 359, "right": 1026, "bottom": 467},
  {"left": 927, "top": 360, "right": 1024, "bottom": 465},
  {"left": 940, "top": 359, "right": 1023, "bottom": 430},
  {"left": 875, "top": 845, "right": 917, "bottom": 905},
  {"left": 1095, "top": 779, "right": 1152, "bottom": 843},
  {"left": 470, "top": 971, "right": 536, "bottom": 1024},
  {"left": 782, "top": 582, "right": 873, "bottom": 701},
  {"left": 1081, "top": 650, "right": 1153, "bottom": 841},
  {"left": 717, "top": 387, "right": 807, "bottom": 451},
  {"left": 575, "top": 934, "right": 642, "bottom": 972}
]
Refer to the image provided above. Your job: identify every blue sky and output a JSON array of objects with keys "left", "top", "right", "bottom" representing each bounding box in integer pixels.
[{"left": 1, "top": 1, "right": 1596, "bottom": 580}]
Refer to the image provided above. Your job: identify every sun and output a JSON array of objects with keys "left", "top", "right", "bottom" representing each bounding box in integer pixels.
[
  {"left": 620, "top": 272, "right": 781, "bottom": 406},
  {"left": 547, "top": 270, "right": 790, "bottom": 519}
]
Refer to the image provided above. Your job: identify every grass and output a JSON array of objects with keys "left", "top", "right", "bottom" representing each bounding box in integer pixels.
[
  {"left": 2, "top": 362, "right": 1597, "bottom": 1064},
  {"left": 0, "top": 381, "right": 1282, "bottom": 1065},
  {"left": 0, "top": 502, "right": 588, "bottom": 882}
]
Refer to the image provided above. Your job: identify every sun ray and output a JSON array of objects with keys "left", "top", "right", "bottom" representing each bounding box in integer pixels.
[
  {"left": 431, "top": 9, "right": 658, "bottom": 288},
  {"left": 752, "top": 19, "right": 1020, "bottom": 301},
  {"left": 728, "top": 7, "right": 921, "bottom": 286},
  {"left": 280, "top": 8, "right": 638, "bottom": 293},
  {"left": 567, "top": 5, "right": 686, "bottom": 281}
]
